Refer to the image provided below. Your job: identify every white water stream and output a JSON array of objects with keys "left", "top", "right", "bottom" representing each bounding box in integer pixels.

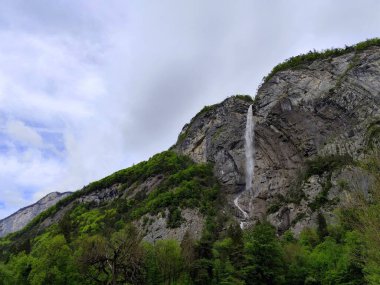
[
  {"left": 245, "top": 105, "right": 255, "bottom": 194},
  {"left": 235, "top": 105, "right": 255, "bottom": 229},
  {"left": 234, "top": 195, "right": 249, "bottom": 229}
]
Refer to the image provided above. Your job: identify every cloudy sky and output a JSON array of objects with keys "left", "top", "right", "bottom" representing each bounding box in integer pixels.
[{"left": 0, "top": 0, "right": 379, "bottom": 219}]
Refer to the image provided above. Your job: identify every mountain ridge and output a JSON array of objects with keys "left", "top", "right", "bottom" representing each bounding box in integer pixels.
[
  {"left": 0, "top": 191, "right": 72, "bottom": 237},
  {"left": 2, "top": 38, "right": 380, "bottom": 241},
  {"left": 1, "top": 38, "right": 380, "bottom": 284},
  {"left": 175, "top": 40, "right": 380, "bottom": 234}
]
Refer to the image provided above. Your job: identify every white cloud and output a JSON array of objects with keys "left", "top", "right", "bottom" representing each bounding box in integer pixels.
[
  {"left": 77, "top": 73, "right": 106, "bottom": 100},
  {"left": 0, "top": 147, "right": 64, "bottom": 217},
  {"left": 5, "top": 120, "right": 43, "bottom": 147}
]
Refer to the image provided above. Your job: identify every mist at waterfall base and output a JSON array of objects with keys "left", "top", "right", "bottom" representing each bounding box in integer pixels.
[{"left": 234, "top": 105, "right": 254, "bottom": 229}]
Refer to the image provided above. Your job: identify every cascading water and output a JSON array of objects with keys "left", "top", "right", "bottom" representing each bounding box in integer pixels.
[
  {"left": 245, "top": 105, "right": 254, "bottom": 195},
  {"left": 234, "top": 195, "right": 249, "bottom": 229},
  {"left": 234, "top": 105, "right": 254, "bottom": 229}
]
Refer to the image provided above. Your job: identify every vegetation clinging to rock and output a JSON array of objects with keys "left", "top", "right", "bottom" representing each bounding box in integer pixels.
[
  {"left": 6, "top": 151, "right": 219, "bottom": 243},
  {"left": 263, "top": 38, "right": 380, "bottom": 83}
]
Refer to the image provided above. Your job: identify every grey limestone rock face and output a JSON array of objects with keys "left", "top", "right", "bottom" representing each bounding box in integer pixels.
[
  {"left": 174, "top": 46, "right": 380, "bottom": 234},
  {"left": 0, "top": 192, "right": 71, "bottom": 237},
  {"left": 6, "top": 45, "right": 380, "bottom": 241},
  {"left": 175, "top": 97, "right": 251, "bottom": 192},
  {"left": 136, "top": 209, "right": 204, "bottom": 243}
]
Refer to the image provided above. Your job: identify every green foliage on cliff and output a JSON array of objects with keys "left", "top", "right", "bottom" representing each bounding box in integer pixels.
[
  {"left": 0, "top": 150, "right": 223, "bottom": 284},
  {"left": 195, "top": 95, "right": 253, "bottom": 120},
  {"left": 304, "top": 154, "right": 354, "bottom": 178},
  {"left": 129, "top": 163, "right": 218, "bottom": 220},
  {"left": 176, "top": 95, "right": 252, "bottom": 146},
  {"left": 267, "top": 154, "right": 354, "bottom": 213},
  {"left": 3, "top": 150, "right": 219, "bottom": 262},
  {"left": 10, "top": 151, "right": 195, "bottom": 239},
  {"left": 263, "top": 38, "right": 380, "bottom": 83},
  {"left": 233, "top": 95, "right": 253, "bottom": 103},
  {"left": 2, "top": 152, "right": 380, "bottom": 284},
  {"left": 305, "top": 154, "right": 353, "bottom": 210},
  {"left": 366, "top": 120, "right": 380, "bottom": 149},
  {"left": 2, "top": 170, "right": 380, "bottom": 284}
]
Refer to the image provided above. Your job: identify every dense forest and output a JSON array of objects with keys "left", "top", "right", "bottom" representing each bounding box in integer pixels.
[{"left": 0, "top": 150, "right": 379, "bottom": 284}]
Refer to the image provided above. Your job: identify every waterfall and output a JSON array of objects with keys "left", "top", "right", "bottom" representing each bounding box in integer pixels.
[
  {"left": 245, "top": 105, "right": 254, "bottom": 195},
  {"left": 234, "top": 105, "right": 254, "bottom": 229},
  {"left": 234, "top": 195, "right": 249, "bottom": 229}
]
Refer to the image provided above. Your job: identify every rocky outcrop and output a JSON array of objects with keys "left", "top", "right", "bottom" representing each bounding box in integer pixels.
[
  {"left": 175, "top": 97, "right": 251, "bottom": 190},
  {"left": 5, "top": 44, "right": 380, "bottom": 240},
  {"left": 0, "top": 192, "right": 71, "bottom": 237},
  {"left": 174, "top": 46, "right": 380, "bottom": 234},
  {"left": 136, "top": 209, "right": 204, "bottom": 243}
]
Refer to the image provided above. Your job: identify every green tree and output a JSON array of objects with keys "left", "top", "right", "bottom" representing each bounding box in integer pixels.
[
  {"left": 338, "top": 155, "right": 380, "bottom": 283},
  {"left": 180, "top": 231, "right": 196, "bottom": 271},
  {"left": 281, "top": 232, "right": 309, "bottom": 285},
  {"left": 58, "top": 212, "right": 73, "bottom": 242},
  {"left": 243, "top": 222, "right": 285, "bottom": 285},
  {"left": 167, "top": 207, "right": 184, "bottom": 228},
  {"left": 78, "top": 224, "right": 145, "bottom": 285},
  {"left": 317, "top": 212, "right": 328, "bottom": 241},
  {"left": 143, "top": 242, "right": 161, "bottom": 285},
  {"left": 212, "top": 223, "right": 245, "bottom": 284},
  {"left": 189, "top": 259, "right": 213, "bottom": 285},
  {"left": 0, "top": 252, "right": 33, "bottom": 285},
  {"left": 212, "top": 238, "right": 244, "bottom": 285},
  {"left": 144, "top": 239, "right": 184, "bottom": 284},
  {"left": 28, "top": 234, "right": 81, "bottom": 285},
  {"left": 189, "top": 221, "right": 215, "bottom": 285}
]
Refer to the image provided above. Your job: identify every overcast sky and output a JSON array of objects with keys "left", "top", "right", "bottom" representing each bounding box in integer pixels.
[{"left": 0, "top": 0, "right": 379, "bottom": 219}]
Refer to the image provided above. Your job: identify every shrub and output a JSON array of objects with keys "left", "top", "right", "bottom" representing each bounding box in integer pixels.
[
  {"left": 167, "top": 208, "right": 184, "bottom": 228},
  {"left": 366, "top": 120, "right": 380, "bottom": 149},
  {"left": 234, "top": 95, "right": 254, "bottom": 103},
  {"left": 304, "top": 154, "right": 353, "bottom": 178},
  {"left": 263, "top": 38, "right": 380, "bottom": 83}
]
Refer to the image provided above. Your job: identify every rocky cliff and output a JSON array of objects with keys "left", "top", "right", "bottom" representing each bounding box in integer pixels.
[
  {"left": 3, "top": 41, "right": 380, "bottom": 242},
  {"left": 0, "top": 192, "right": 71, "bottom": 237},
  {"left": 174, "top": 44, "right": 380, "bottom": 235}
]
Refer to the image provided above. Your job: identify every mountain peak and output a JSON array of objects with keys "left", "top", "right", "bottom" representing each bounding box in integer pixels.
[
  {"left": 0, "top": 191, "right": 71, "bottom": 237},
  {"left": 3, "top": 39, "right": 380, "bottom": 241}
]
